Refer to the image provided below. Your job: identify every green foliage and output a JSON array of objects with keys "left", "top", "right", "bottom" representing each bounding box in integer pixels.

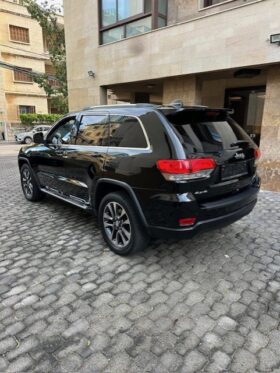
[
  {"left": 20, "top": 113, "right": 62, "bottom": 126},
  {"left": 22, "top": 0, "right": 68, "bottom": 112},
  {"left": 49, "top": 96, "right": 68, "bottom": 115}
]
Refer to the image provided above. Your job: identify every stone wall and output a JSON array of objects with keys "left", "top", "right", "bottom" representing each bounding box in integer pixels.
[
  {"left": 259, "top": 66, "right": 280, "bottom": 191},
  {"left": 163, "top": 76, "right": 202, "bottom": 105},
  {"left": 167, "top": 0, "right": 259, "bottom": 24}
]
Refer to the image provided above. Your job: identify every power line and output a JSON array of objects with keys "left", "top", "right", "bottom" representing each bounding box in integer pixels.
[
  {"left": 0, "top": 61, "right": 58, "bottom": 82},
  {"left": 0, "top": 43, "right": 50, "bottom": 59}
]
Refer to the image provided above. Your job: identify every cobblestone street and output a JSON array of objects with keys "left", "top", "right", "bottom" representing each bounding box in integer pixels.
[{"left": 0, "top": 153, "right": 280, "bottom": 372}]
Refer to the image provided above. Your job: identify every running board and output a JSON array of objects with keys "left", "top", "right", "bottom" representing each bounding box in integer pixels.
[{"left": 41, "top": 188, "right": 90, "bottom": 210}]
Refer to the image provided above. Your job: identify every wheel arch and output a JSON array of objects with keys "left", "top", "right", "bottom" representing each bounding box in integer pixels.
[
  {"left": 18, "top": 157, "right": 41, "bottom": 186},
  {"left": 94, "top": 179, "right": 148, "bottom": 227},
  {"left": 18, "top": 157, "right": 30, "bottom": 169}
]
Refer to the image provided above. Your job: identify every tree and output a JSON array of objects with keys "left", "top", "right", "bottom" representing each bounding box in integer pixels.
[{"left": 22, "top": 0, "right": 68, "bottom": 113}]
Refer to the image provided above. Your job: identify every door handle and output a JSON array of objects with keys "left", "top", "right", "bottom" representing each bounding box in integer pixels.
[
  {"left": 56, "top": 150, "right": 67, "bottom": 156},
  {"left": 55, "top": 150, "right": 64, "bottom": 155}
]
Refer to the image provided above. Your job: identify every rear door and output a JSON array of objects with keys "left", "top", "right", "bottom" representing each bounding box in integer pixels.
[
  {"left": 103, "top": 114, "right": 151, "bottom": 186},
  {"left": 166, "top": 109, "right": 258, "bottom": 200}
]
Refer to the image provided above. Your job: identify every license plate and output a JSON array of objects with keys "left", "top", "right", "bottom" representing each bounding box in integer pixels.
[{"left": 221, "top": 161, "right": 248, "bottom": 181}]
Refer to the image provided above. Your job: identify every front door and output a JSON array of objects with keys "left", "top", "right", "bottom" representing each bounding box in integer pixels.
[
  {"left": 36, "top": 116, "right": 77, "bottom": 194},
  {"left": 225, "top": 86, "right": 266, "bottom": 146},
  {"left": 63, "top": 113, "right": 110, "bottom": 204}
]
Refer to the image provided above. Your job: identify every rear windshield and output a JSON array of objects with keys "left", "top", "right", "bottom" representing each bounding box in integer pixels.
[{"left": 165, "top": 110, "right": 254, "bottom": 153}]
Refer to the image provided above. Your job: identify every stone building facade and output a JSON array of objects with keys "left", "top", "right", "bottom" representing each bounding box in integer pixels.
[
  {"left": 0, "top": 0, "right": 63, "bottom": 127},
  {"left": 64, "top": 0, "right": 280, "bottom": 191}
]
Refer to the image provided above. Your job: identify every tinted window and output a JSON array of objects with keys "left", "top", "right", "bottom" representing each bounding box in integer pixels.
[
  {"left": 109, "top": 116, "right": 147, "bottom": 148},
  {"left": 76, "top": 115, "right": 109, "bottom": 146},
  {"left": 166, "top": 110, "right": 253, "bottom": 153},
  {"left": 49, "top": 118, "right": 76, "bottom": 145}
]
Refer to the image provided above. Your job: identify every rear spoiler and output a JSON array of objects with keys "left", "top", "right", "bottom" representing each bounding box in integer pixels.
[
  {"left": 158, "top": 103, "right": 234, "bottom": 115},
  {"left": 160, "top": 106, "right": 235, "bottom": 124}
]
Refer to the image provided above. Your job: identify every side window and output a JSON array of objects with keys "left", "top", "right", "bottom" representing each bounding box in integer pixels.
[
  {"left": 35, "top": 127, "right": 42, "bottom": 132},
  {"left": 48, "top": 118, "right": 76, "bottom": 145},
  {"left": 76, "top": 115, "right": 109, "bottom": 146},
  {"left": 109, "top": 116, "right": 148, "bottom": 148}
]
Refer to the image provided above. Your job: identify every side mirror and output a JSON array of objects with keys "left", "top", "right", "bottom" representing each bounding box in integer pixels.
[{"left": 33, "top": 132, "right": 44, "bottom": 144}]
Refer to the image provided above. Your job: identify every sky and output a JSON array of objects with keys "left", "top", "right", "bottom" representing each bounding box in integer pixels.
[
  {"left": 37, "top": 0, "right": 63, "bottom": 4},
  {"left": 36, "top": 0, "right": 63, "bottom": 12}
]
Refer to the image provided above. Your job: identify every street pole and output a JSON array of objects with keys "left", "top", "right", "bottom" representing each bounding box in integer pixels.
[{"left": 4, "top": 122, "right": 8, "bottom": 142}]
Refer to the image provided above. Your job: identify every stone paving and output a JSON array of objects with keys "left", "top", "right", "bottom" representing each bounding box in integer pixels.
[{"left": 0, "top": 153, "right": 280, "bottom": 372}]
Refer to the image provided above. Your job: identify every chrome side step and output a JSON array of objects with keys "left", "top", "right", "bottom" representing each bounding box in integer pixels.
[{"left": 41, "top": 188, "right": 90, "bottom": 210}]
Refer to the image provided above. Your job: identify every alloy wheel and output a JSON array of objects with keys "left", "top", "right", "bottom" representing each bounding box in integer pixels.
[
  {"left": 22, "top": 169, "right": 33, "bottom": 198},
  {"left": 103, "top": 202, "right": 131, "bottom": 249}
]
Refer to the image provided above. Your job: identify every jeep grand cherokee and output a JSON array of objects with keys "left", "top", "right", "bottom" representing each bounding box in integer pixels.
[{"left": 18, "top": 104, "right": 261, "bottom": 255}]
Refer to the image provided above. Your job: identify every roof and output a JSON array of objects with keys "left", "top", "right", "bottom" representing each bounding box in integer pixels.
[{"left": 81, "top": 104, "right": 233, "bottom": 116}]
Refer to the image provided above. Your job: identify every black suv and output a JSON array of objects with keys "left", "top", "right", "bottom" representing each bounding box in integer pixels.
[{"left": 18, "top": 104, "right": 261, "bottom": 255}]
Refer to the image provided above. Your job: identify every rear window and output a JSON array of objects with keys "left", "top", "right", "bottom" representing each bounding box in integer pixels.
[
  {"left": 109, "top": 115, "right": 148, "bottom": 148},
  {"left": 166, "top": 110, "right": 253, "bottom": 153}
]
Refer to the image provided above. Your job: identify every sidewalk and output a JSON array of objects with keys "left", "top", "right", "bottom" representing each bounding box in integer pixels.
[{"left": 0, "top": 143, "right": 22, "bottom": 157}]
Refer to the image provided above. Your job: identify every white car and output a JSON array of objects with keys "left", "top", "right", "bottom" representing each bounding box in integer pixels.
[{"left": 15, "top": 125, "right": 52, "bottom": 144}]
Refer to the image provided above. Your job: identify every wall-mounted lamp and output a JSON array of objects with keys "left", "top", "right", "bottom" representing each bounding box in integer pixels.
[
  {"left": 234, "top": 68, "right": 261, "bottom": 79},
  {"left": 270, "top": 33, "right": 280, "bottom": 45},
  {"left": 88, "top": 70, "right": 95, "bottom": 78}
]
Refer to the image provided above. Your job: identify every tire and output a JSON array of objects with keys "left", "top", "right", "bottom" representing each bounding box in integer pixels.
[
  {"left": 24, "top": 137, "right": 33, "bottom": 144},
  {"left": 99, "top": 192, "right": 150, "bottom": 255},
  {"left": 20, "top": 164, "right": 44, "bottom": 202}
]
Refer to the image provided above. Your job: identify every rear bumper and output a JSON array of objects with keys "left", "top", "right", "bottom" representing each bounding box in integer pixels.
[{"left": 147, "top": 198, "right": 257, "bottom": 239}]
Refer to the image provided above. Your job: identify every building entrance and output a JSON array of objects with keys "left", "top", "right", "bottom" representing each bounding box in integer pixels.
[{"left": 225, "top": 86, "right": 266, "bottom": 146}]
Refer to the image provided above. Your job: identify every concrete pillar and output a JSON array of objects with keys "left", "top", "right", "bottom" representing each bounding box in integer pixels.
[
  {"left": 99, "top": 86, "right": 108, "bottom": 105},
  {"left": 259, "top": 65, "right": 280, "bottom": 191},
  {"left": 0, "top": 54, "right": 8, "bottom": 124},
  {"left": 163, "top": 75, "right": 201, "bottom": 106},
  {"left": 202, "top": 80, "right": 226, "bottom": 108}
]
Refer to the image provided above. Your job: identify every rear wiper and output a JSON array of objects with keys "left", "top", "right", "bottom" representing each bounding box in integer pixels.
[{"left": 230, "top": 140, "right": 249, "bottom": 147}]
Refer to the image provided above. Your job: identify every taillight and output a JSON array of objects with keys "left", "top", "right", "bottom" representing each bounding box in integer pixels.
[
  {"left": 157, "top": 159, "right": 216, "bottom": 182},
  {"left": 254, "top": 148, "right": 261, "bottom": 162}
]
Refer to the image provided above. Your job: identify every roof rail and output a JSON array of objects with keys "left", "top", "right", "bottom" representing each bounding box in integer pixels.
[{"left": 82, "top": 103, "right": 157, "bottom": 110}]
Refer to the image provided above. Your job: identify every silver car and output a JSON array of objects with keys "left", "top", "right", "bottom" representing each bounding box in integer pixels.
[{"left": 15, "top": 125, "right": 52, "bottom": 144}]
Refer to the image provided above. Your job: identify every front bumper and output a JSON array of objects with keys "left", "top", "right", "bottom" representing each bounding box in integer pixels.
[{"left": 15, "top": 136, "right": 23, "bottom": 143}]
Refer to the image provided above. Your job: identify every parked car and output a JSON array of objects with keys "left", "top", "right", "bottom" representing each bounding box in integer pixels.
[
  {"left": 18, "top": 104, "right": 261, "bottom": 255},
  {"left": 15, "top": 125, "right": 52, "bottom": 144}
]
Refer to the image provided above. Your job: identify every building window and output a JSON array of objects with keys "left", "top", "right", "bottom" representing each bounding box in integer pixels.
[
  {"left": 9, "top": 25, "right": 30, "bottom": 43},
  {"left": 202, "top": 0, "right": 230, "bottom": 8},
  {"left": 14, "top": 68, "right": 33, "bottom": 83},
  {"left": 99, "top": 0, "right": 167, "bottom": 45},
  {"left": 19, "top": 106, "right": 36, "bottom": 114}
]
